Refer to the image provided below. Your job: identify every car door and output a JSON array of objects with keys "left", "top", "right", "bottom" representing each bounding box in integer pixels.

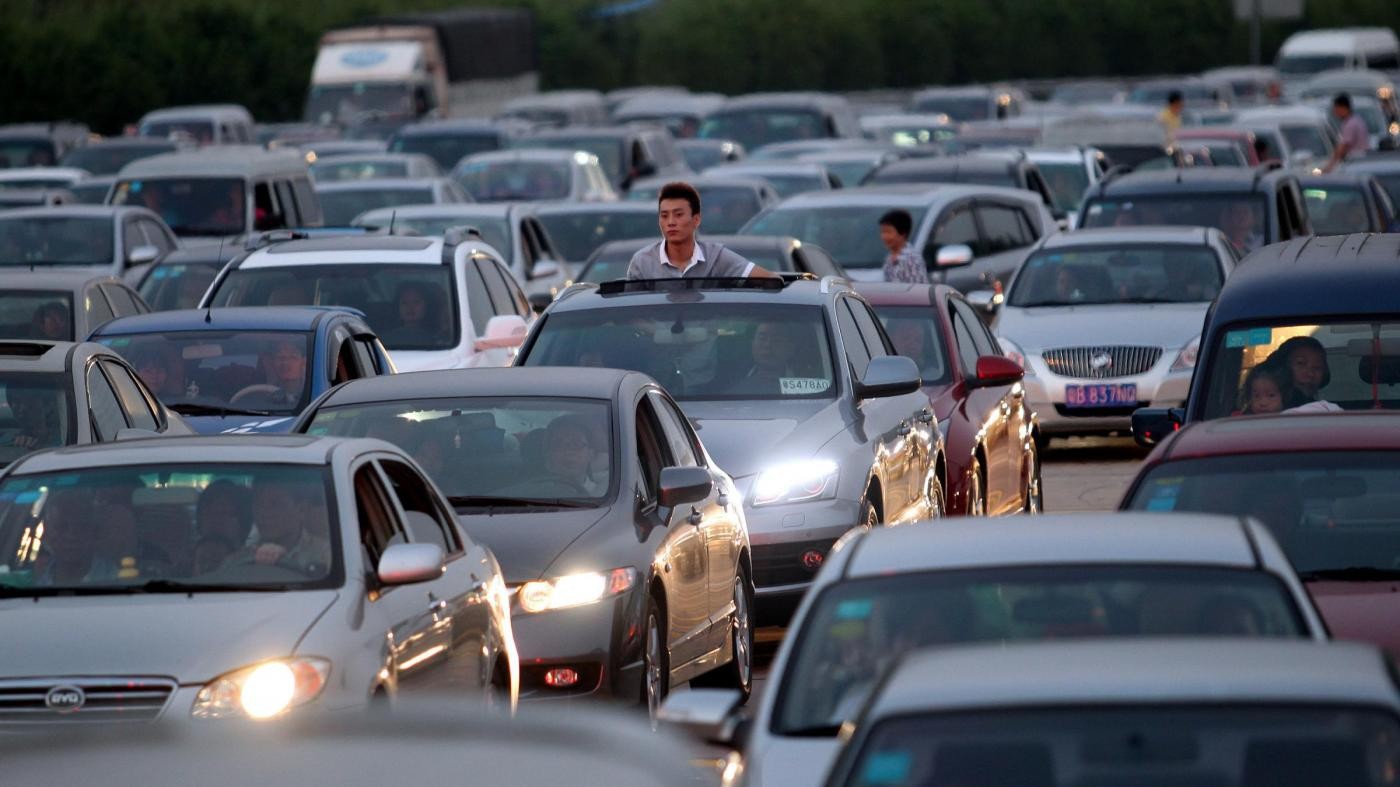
[
  {"left": 923, "top": 202, "right": 979, "bottom": 273},
  {"left": 648, "top": 389, "right": 731, "bottom": 654},
  {"left": 947, "top": 297, "right": 1010, "bottom": 513},
  {"left": 958, "top": 295, "right": 1025, "bottom": 512},
  {"left": 633, "top": 393, "right": 710, "bottom": 672},
  {"left": 850, "top": 297, "right": 930, "bottom": 519},
  {"left": 470, "top": 256, "right": 525, "bottom": 367},
  {"left": 835, "top": 296, "right": 913, "bottom": 523}
]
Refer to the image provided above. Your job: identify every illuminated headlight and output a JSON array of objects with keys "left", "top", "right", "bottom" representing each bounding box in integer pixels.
[
  {"left": 998, "top": 338, "right": 1034, "bottom": 376},
  {"left": 191, "top": 658, "right": 330, "bottom": 720},
  {"left": 518, "top": 567, "right": 636, "bottom": 614},
  {"left": 1171, "top": 336, "right": 1200, "bottom": 371},
  {"left": 752, "top": 460, "right": 839, "bottom": 506}
]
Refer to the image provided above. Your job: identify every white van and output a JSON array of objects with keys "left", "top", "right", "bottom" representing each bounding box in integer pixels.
[
  {"left": 138, "top": 105, "right": 256, "bottom": 147},
  {"left": 1276, "top": 28, "right": 1400, "bottom": 78}
]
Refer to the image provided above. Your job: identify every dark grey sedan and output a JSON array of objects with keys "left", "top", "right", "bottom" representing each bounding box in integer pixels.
[
  {"left": 0, "top": 270, "right": 148, "bottom": 341},
  {"left": 0, "top": 205, "right": 179, "bottom": 284}
]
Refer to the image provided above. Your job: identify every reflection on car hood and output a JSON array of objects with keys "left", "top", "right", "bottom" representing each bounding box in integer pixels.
[
  {"left": 0, "top": 591, "right": 338, "bottom": 681},
  {"left": 456, "top": 507, "right": 611, "bottom": 584},
  {"left": 1309, "top": 582, "right": 1400, "bottom": 655},
  {"left": 997, "top": 301, "right": 1208, "bottom": 352},
  {"left": 181, "top": 414, "right": 298, "bottom": 435},
  {"left": 747, "top": 737, "right": 840, "bottom": 787},
  {"left": 680, "top": 399, "right": 842, "bottom": 479}
]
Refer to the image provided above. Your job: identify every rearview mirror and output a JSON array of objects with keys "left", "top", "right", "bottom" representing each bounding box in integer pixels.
[
  {"left": 126, "top": 245, "right": 160, "bottom": 266},
  {"left": 856, "top": 355, "right": 921, "bottom": 400},
  {"left": 377, "top": 542, "right": 445, "bottom": 586},
  {"left": 658, "top": 466, "right": 712, "bottom": 508},
  {"left": 968, "top": 355, "right": 1024, "bottom": 389},
  {"left": 935, "top": 244, "right": 974, "bottom": 268},
  {"left": 530, "top": 259, "right": 562, "bottom": 280},
  {"left": 1131, "top": 407, "right": 1184, "bottom": 447},
  {"left": 657, "top": 689, "right": 746, "bottom": 748},
  {"left": 474, "top": 314, "right": 528, "bottom": 352}
]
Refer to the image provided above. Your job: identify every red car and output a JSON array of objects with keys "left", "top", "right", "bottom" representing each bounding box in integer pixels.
[
  {"left": 1119, "top": 412, "right": 1400, "bottom": 653},
  {"left": 856, "top": 282, "right": 1041, "bottom": 516}
]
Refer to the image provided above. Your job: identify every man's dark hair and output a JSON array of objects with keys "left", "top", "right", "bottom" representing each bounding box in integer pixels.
[
  {"left": 1334, "top": 93, "right": 1352, "bottom": 111},
  {"left": 879, "top": 209, "right": 913, "bottom": 238},
  {"left": 658, "top": 182, "right": 701, "bottom": 214},
  {"left": 1253, "top": 137, "right": 1269, "bottom": 157},
  {"left": 1167, "top": 90, "right": 1184, "bottom": 105}
]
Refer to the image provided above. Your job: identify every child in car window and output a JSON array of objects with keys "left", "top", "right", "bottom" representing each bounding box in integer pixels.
[
  {"left": 1240, "top": 365, "right": 1287, "bottom": 415},
  {"left": 1262, "top": 336, "right": 1331, "bottom": 408}
]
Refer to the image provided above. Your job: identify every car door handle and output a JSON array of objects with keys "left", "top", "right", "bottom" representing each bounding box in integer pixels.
[
  {"left": 917, "top": 409, "right": 935, "bottom": 423},
  {"left": 428, "top": 593, "right": 448, "bottom": 614},
  {"left": 467, "top": 579, "right": 487, "bottom": 594},
  {"left": 717, "top": 493, "right": 729, "bottom": 508},
  {"left": 688, "top": 507, "right": 703, "bottom": 526},
  {"left": 897, "top": 421, "right": 912, "bottom": 437}
]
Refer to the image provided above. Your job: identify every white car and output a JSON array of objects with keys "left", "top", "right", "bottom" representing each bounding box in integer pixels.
[
  {"left": 0, "top": 166, "right": 90, "bottom": 191},
  {"left": 1022, "top": 146, "right": 1109, "bottom": 223},
  {"left": 452, "top": 149, "right": 617, "bottom": 204},
  {"left": 198, "top": 232, "right": 533, "bottom": 372}
]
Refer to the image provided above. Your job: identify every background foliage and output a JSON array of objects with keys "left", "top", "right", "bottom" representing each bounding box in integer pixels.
[{"left": 0, "top": 0, "right": 1396, "bottom": 133}]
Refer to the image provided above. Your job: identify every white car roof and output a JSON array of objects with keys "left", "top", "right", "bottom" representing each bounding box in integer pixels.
[{"left": 240, "top": 235, "right": 444, "bottom": 268}]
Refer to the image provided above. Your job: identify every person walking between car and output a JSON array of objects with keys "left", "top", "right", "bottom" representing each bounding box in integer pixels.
[
  {"left": 1158, "top": 91, "right": 1184, "bottom": 142},
  {"left": 1323, "top": 94, "right": 1369, "bottom": 173},
  {"left": 626, "top": 182, "right": 776, "bottom": 280},
  {"left": 879, "top": 209, "right": 928, "bottom": 283}
]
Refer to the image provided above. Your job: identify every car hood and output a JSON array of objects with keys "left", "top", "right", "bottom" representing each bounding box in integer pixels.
[
  {"left": 997, "top": 301, "right": 1207, "bottom": 352},
  {"left": 1308, "top": 582, "right": 1400, "bottom": 655},
  {"left": 455, "top": 506, "right": 612, "bottom": 584},
  {"left": 180, "top": 414, "right": 298, "bottom": 435},
  {"left": 747, "top": 737, "right": 840, "bottom": 787},
  {"left": 0, "top": 590, "right": 338, "bottom": 681},
  {"left": 679, "top": 399, "right": 842, "bottom": 480}
]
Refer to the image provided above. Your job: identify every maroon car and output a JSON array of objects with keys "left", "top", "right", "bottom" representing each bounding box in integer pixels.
[
  {"left": 856, "top": 282, "right": 1040, "bottom": 516},
  {"left": 1120, "top": 412, "right": 1400, "bottom": 653}
]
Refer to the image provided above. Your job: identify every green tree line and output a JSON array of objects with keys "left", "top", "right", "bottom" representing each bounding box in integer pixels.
[{"left": 0, "top": 0, "right": 1396, "bottom": 133}]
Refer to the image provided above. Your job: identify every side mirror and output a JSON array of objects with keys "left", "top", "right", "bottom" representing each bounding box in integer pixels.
[
  {"left": 377, "top": 541, "right": 445, "bottom": 586},
  {"left": 657, "top": 689, "right": 746, "bottom": 748},
  {"left": 657, "top": 466, "right": 712, "bottom": 508},
  {"left": 527, "top": 292, "right": 553, "bottom": 314},
  {"left": 965, "top": 289, "right": 1000, "bottom": 314},
  {"left": 856, "top": 355, "right": 921, "bottom": 400},
  {"left": 935, "top": 243, "right": 974, "bottom": 268},
  {"left": 126, "top": 245, "right": 160, "bottom": 266},
  {"left": 1131, "top": 407, "right": 1184, "bottom": 447},
  {"left": 530, "top": 259, "right": 562, "bottom": 280},
  {"left": 474, "top": 314, "right": 528, "bottom": 352},
  {"left": 968, "top": 355, "right": 1024, "bottom": 389}
]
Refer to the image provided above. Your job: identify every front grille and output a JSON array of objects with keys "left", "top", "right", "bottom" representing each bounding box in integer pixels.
[
  {"left": 752, "top": 538, "right": 838, "bottom": 588},
  {"left": 0, "top": 677, "right": 176, "bottom": 724},
  {"left": 1041, "top": 346, "right": 1163, "bottom": 379}
]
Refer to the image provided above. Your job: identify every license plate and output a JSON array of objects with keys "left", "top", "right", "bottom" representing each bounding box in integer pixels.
[{"left": 1064, "top": 383, "right": 1138, "bottom": 408}]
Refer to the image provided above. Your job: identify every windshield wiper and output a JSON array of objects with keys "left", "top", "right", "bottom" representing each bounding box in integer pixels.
[
  {"left": 167, "top": 402, "right": 271, "bottom": 417},
  {"left": 781, "top": 724, "right": 843, "bottom": 737},
  {"left": 448, "top": 495, "right": 591, "bottom": 510},
  {"left": 1297, "top": 566, "right": 1400, "bottom": 582}
]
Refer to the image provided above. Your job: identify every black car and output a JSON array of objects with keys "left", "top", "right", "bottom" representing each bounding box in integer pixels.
[
  {"left": 862, "top": 154, "right": 1060, "bottom": 219},
  {"left": 1078, "top": 164, "right": 1312, "bottom": 257},
  {"left": 294, "top": 367, "right": 754, "bottom": 716},
  {"left": 576, "top": 235, "right": 845, "bottom": 283},
  {"left": 387, "top": 118, "right": 533, "bottom": 172},
  {"left": 511, "top": 125, "right": 691, "bottom": 192},
  {"left": 0, "top": 270, "right": 147, "bottom": 341},
  {"left": 1299, "top": 172, "right": 1399, "bottom": 234}
]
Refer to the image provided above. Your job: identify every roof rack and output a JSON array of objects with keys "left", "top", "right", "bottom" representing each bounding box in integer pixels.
[
  {"left": 596, "top": 274, "right": 811, "bottom": 295},
  {"left": 244, "top": 229, "right": 310, "bottom": 251}
]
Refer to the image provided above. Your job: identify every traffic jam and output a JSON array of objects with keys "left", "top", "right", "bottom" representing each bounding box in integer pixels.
[{"left": 2, "top": 7, "right": 1400, "bottom": 785}]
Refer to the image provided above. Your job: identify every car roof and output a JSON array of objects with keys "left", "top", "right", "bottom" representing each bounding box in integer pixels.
[
  {"left": 235, "top": 235, "right": 441, "bottom": 267},
  {"left": 393, "top": 118, "right": 525, "bottom": 137},
  {"left": 552, "top": 275, "right": 836, "bottom": 310},
  {"left": 316, "top": 367, "right": 636, "bottom": 408},
  {"left": 869, "top": 639, "right": 1396, "bottom": 717},
  {"left": 458, "top": 149, "right": 586, "bottom": 165},
  {"left": 0, "top": 341, "right": 82, "bottom": 374},
  {"left": 614, "top": 94, "right": 724, "bottom": 117},
  {"left": 1212, "top": 234, "right": 1400, "bottom": 324},
  {"left": 1158, "top": 412, "right": 1400, "bottom": 459},
  {"left": 92, "top": 307, "right": 354, "bottom": 336},
  {"left": 313, "top": 177, "right": 444, "bottom": 193},
  {"left": 709, "top": 161, "right": 829, "bottom": 177},
  {"left": 117, "top": 147, "right": 307, "bottom": 179},
  {"left": 841, "top": 512, "right": 1259, "bottom": 578},
  {"left": 7, "top": 434, "right": 371, "bottom": 475},
  {"left": 0, "top": 270, "right": 116, "bottom": 290},
  {"left": 852, "top": 281, "right": 956, "bottom": 306},
  {"left": 140, "top": 104, "right": 251, "bottom": 122},
  {"left": 870, "top": 157, "right": 1017, "bottom": 177},
  {"left": 0, "top": 205, "right": 142, "bottom": 221},
  {"left": 1039, "top": 225, "right": 1216, "bottom": 247},
  {"left": 714, "top": 92, "right": 849, "bottom": 111},
  {"left": 534, "top": 201, "right": 656, "bottom": 217},
  {"left": 1092, "top": 167, "right": 1284, "bottom": 197},
  {"left": 768, "top": 183, "right": 1034, "bottom": 209}
]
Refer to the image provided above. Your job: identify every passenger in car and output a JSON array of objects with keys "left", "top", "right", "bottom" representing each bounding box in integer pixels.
[
  {"left": 1240, "top": 365, "right": 1287, "bottom": 415},
  {"left": 7, "top": 384, "right": 62, "bottom": 451},
  {"left": 1197, "top": 594, "right": 1265, "bottom": 635},
  {"left": 541, "top": 415, "right": 606, "bottom": 496},
  {"left": 30, "top": 302, "right": 68, "bottom": 341},
  {"left": 34, "top": 489, "right": 113, "bottom": 585},
  {"left": 731, "top": 321, "right": 800, "bottom": 394},
  {"left": 382, "top": 282, "right": 446, "bottom": 347},
  {"left": 226, "top": 478, "right": 330, "bottom": 576},
  {"left": 1262, "top": 336, "right": 1331, "bottom": 408},
  {"left": 196, "top": 479, "right": 252, "bottom": 550}
]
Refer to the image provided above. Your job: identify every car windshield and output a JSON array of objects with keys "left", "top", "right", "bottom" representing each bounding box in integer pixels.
[
  {"left": 306, "top": 397, "right": 613, "bottom": 506},
  {"left": 304, "top": 83, "right": 413, "bottom": 126},
  {"left": 1282, "top": 125, "right": 1333, "bottom": 159},
  {"left": 357, "top": 213, "right": 512, "bottom": 255},
  {"left": 110, "top": 177, "right": 245, "bottom": 237},
  {"left": 744, "top": 203, "right": 922, "bottom": 269},
  {"left": 1200, "top": 321, "right": 1400, "bottom": 419},
  {"left": 137, "top": 262, "right": 221, "bottom": 312},
  {"left": 538, "top": 210, "right": 658, "bottom": 263},
  {"left": 141, "top": 120, "right": 216, "bottom": 145},
  {"left": 61, "top": 144, "right": 172, "bottom": 176},
  {"left": 911, "top": 96, "right": 989, "bottom": 121},
  {"left": 0, "top": 139, "right": 55, "bottom": 168},
  {"left": 1081, "top": 194, "right": 1267, "bottom": 255},
  {"left": 1305, "top": 185, "right": 1373, "bottom": 234},
  {"left": 627, "top": 185, "right": 763, "bottom": 233},
  {"left": 318, "top": 187, "right": 436, "bottom": 226},
  {"left": 0, "top": 292, "right": 75, "bottom": 340},
  {"left": 680, "top": 144, "right": 730, "bottom": 172},
  {"left": 0, "top": 374, "right": 73, "bottom": 465},
  {"left": 311, "top": 160, "right": 410, "bottom": 182},
  {"left": 1278, "top": 53, "right": 1348, "bottom": 75},
  {"left": 391, "top": 134, "right": 502, "bottom": 172},
  {"left": 872, "top": 306, "right": 952, "bottom": 385},
  {"left": 209, "top": 265, "right": 457, "bottom": 352},
  {"left": 0, "top": 216, "right": 113, "bottom": 268},
  {"left": 455, "top": 160, "right": 571, "bottom": 202},
  {"left": 98, "top": 330, "right": 314, "bottom": 414},
  {"left": 1037, "top": 161, "right": 1091, "bottom": 212},
  {"left": 1009, "top": 245, "right": 1223, "bottom": 307},
  {"left": 773, "top": 567, "right": 1305, "bottom": 735},
  {"left": 67, "top": 182, "right": 112, "bottom": 205},
  {"left": 524, "top": 302, "right": 836, "bottom": 401},
  {"left": 868, "top": 167, "right": 1016, "bottom": 189},
  {"left": 513, "top": 137, "right": 623, "bottom": 183},
  {"left": 1128, "top": 451, "right": 1400, "bottom": 579},
  {"left": 836, "top": 706, "right": 1399, "bottom": 787},
  {"left": 699, "top": 110, "right": 827, "bottom": 152},
  {"left": 867, "top": 123, "right": 958, "bottom": 147},
  {"left": 0, "top": 464, "right": 341, "bottom": 594}
]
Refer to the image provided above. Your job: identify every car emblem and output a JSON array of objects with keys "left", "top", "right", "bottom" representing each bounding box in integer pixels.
[
  {"left": 800, "top": 550, "right": 825, "bottom": 571},
  {"left": 45, "top": 685, "right": 85, "bottom": 714},
  {"left": 1090, "top": 352, "right": 1114, "bottom": 371}
]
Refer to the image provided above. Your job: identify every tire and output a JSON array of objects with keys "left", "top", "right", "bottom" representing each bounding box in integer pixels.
[
  {"left": 1023, "top": 440, "right": 1043, "bottom": 515},
  {"left": 927, "top": 471, "right": 946, "bottom": 520},
  {"left": 691, "top": 570, "right": 754, "bottom": 700},
  {"left": 966, "top": 456, "right": 986, "bottom": 517},
  {"left": 641, "top": 594, "right": 669, "bottom": 726},
  {"left": 860, "top": 495, "right": 880, "bottom": 530}
]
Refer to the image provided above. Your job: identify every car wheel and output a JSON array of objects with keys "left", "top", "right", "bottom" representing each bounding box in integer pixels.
[
  {"left": 1024, "top": 440, "right": 1043, "bottom": 515},
  {"left": 641, "top": 595, "right": 669, "bottom": 726},
  {"left": 691, "top": 570, "right": 754, "bottom": 700},
  {"left": 967, "top": 456, "right": 986, "bottom": 517},
  {"left": 927, "top": 471, "right": 946, "bottom": 520},
  {"left": 860, "top": 495, "right": 880, "bottom": 529}
]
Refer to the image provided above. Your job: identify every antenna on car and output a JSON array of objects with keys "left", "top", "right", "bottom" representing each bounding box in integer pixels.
[
  {"left": 388, "top": 210, "right": 397, "bottom": 235},
  {"left": 206, "top": 237, "right": 225, "bottom": 324}
]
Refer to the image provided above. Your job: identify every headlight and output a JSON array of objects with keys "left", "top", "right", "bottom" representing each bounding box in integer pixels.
[
  {"left": 518, "top": 567, "right": 636, "bottom": 614},
  {"left": 191, "top": 657, "right": 330, "bottom": 720},
  {"left": 998, "top": 338, "right": 1034, "bottom": 376},
  {"left": 1171, "top": 336, "right": 1200, "bottom": 371},
  {"left": 752, "top": 459, "right": 839, "bottom": 506}
]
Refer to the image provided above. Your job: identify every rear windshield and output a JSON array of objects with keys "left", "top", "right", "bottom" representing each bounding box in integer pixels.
[
  {"left": 1009, "top": 245, "right": 1223, "bottom": 307},
  {"left": 137, "top": 262, "right": 222, "bottom": 312},
  {"left": 0, "top": 292, "right": 74, "bottom": 341},
  {"left": 455, "top": 160, "right": 571, "bottom": 202},
  {"left": 61, "top": 144, "right": 172, "bottom": 176},
  {"left": 318, "top": 187, "right": 436, "bottom": 226},
  {"left": 0, "top": 373, "right": 73, "bottom": 464},
  {"left": 390, "top": 134, "right": 501, "bottom": 171},
  {"left": 1304, "top": 184, "right": 1374, "bottom": 235},
  {"left": 1278, "top": 53, "right": 1348, "bottom": 76},
  {"left": 1037, "top": 161, "right": 1092, "bottom": 211},
  {"left": 699, "top": 109, "right": 828, "bottom": 152},
  {"left": 110, "top": 177, "right": 245, "bottom": 237},
  {"left": 99, "top": 330, "right": 314, "bottom": 414},
  {"left": 0, "top": 216, "right": 113, "bottom": 268},
  {"left": 1081, "top": 194, "right": 1267, "bottom": 256},
  {"left": 0, "top": 139, "right": 56, "bottom": 168}
]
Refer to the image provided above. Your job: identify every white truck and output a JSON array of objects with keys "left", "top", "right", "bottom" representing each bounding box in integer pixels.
[{"left": 304, "top": 8, "right": 538, "bottom": 135}]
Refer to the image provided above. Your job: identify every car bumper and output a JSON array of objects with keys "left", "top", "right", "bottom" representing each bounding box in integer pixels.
[
  {"left": 1021, "top": 359, "right": 1191, "bottom": 436},
  {"left": 507, "top": 589, "right": 643, "bottom": 703},
  {"left": 739, "top": 492, "right": 862, "bottom": 626}
]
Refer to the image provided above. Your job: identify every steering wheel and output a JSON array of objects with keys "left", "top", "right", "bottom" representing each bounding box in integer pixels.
[{"left": 230, "top": 384, "right": 281, "bottom": 404}]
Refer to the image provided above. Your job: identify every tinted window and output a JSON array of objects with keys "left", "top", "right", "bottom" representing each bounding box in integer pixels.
[
  {"left": 849, "top": 299, "right": 892, "bottom": 357},
  {"left": 462, "top": 262, "right": 494, "bottom": 335},
  {"left": 873, "top": 306, "right": 952, "bottom": 385},
  {"left": 1009, "top": 245, "right": 1224, "bottom": 307},
  {"left": 1037, "top": 161, "right": 1091, "bottom": 211},
  {"left": 648, "top": 391, "right": 700, "bottom": 467},
  {"left": 977, "top": 204, "right": 1032, "bottom": 255},
  {"left": 950, "top": 299, "right": 998, "bottom": 357},
  {"left": 138, "top": 262, "right": 220, "bottom": 312},
  {"left": 948, "top": 304, "right": 983, "bottom": 376},
  {"left": 478, "top": 258, "right": 516, "bottom": 316},
  {"left": 102, "top": 361, "right": 159, "bottom": 430},
  {"left": 355, "top": 465, "right": 405, "bottom": 569},
  {"left": 86, "top": 287, "right": 114, "bottom": 328},
  {"left": 1304, "top": 183, "right": 1375, "bottom": 235},
  {"left": 101, "top": 285, "right": 140, "bottom": 317},
  {"left": 392, "top": 134, "right": 501, "bottom": 171},
  {"left": 1082, "top": 194, "right": 1268, "bottom": 255},
  {"left": 317, "top": 187, "right": 436, "bottom": 226},
  {"left": 513, "top": 136, "right": 625, "bottom": 183},
  {"left": 538, "top": 209, "right": 659, "bottom": 263},
  {"left": 837, "top": 300, "right": 873, "bottom": 378},
  {"left": 139, "top": 219, "right": 176, "bottom": 253},
  {"left": 0, "top": 374, "right": 73, "bottom": 463},
  {"left": 378, "top": 459, "right": 458, "bottom": 553},
  {"left": 0, "top": 216, "right": 114, "bottom": 267},
  {"left": 110, "top": 177, "right": 245, "bottom": 237},
  {"left": 0, "top": 291, "right": 74, "bottom": 341},
  {"left": 455, "top": 160, "right": 572, "bottom": 202},
  {"left": 85, "top": 363, "right": 127, "bottom": 440},
  {"left": 744, "top": 202, "right": 926, "bottom": 270},
  {"left": 311, "top": 160, "right": 412, "bottom": 182},
  {"left": 698, "top": 109, "right": 828, "bottom": 151},
  {"left": 929, "top": 206, "right": 979, "bottom": 258}
]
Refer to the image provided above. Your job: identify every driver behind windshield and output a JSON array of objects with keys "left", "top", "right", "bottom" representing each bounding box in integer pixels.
[
  {"left": 241, "top": 339, "right": 307, "bottom": 406},
  {"left": 540, "top": 415, "right": 607, "bottom": 496},
  {"left": 33, "top": 488, "right": 114, "bottom": 585},
  {"left": 224, "top": 477, "right": 330, "bottom": 575},
  {"left": 7, "top": 384, "right": 62, "bottom": 451}
]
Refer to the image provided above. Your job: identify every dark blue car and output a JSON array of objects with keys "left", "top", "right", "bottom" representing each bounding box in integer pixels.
[{"left": 89, "top": 306, "right": 395, "bottom": 434}]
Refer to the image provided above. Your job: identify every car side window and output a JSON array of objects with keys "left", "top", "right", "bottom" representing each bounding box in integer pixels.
[
  {"left": 1274, "top": 190, "right": 1293, "bottom": 241},
  {"left": 463, "top": 259, "right": 494, "bottom": 336},
  {"left": 85, "top": 285, "right": 115, "bottom": 329},
  {"left": 850, "top": 299, "right": 894, "bottom": 357},
  {"left": 292, "top": 178, "right": 322, "bottom": 226},
  {"left": 376, "top": 459, "right": 461, "bottom": 554},
  {"left": 350, "top": 334, "right": 382, "bottom": 377},
  {"left": 101, "top": 284, "right": 140, "bottom": 317},
  {"left": 328, "top": 326, "right": 366, "bottom": 385},
  {"left": 478, "top": 258, "right": 516, "bottom": 317},
  {"left": 102, "top": 360, "right": 160, "bottom": 431},
  {"left": 927, "top": 205, "right": 979, "bottom": 262},
  {"left": 499, "top": 260, "right": 531, "bottom": 316},
  {"left": 254, "top": 182, "right": 287, "bottom": 232},
  {"left": 635, "top": 397, "right": 668, "bottom": 505},
  {"left": 977, "top": 204, "right": 1032, "bottom": 255},
  {"left": 85, "top": 363, "right": 128, "bottom": 441},
  {"left": 951, "top": 298, "right": 999, "bottom": 356},
  {"left": 948, "top": 302, "right": 984, "bottom": 376},
  {"left": 121, "top": 219, "right": 142, "bottom": 260},
  {"left": 274, "top": 180, "right": 300, "bottom": 226},
  {"left": 354, "top": 464, "right": 406, "bottom": 573},
  {"left": 648, "top": 391, "right": 700, "bottom": 468},
  {"left": 518, "top": 220, "right": 539, "bottom": 276},
  {"left": 531, "top": 219, "right": 560, "bottom": 262},
  {"left": 482, "top": 259, "right": 529, "bottom": 317},
  {"left": 139, "top": 219, "right": 176, "bottom": 253},
  {"left": 836, "top": 298, "right": 873, "bottom": 378}
]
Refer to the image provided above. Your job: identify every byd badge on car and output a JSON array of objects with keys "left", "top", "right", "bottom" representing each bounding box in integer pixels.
[{"left": 44, "top": 685, "right": 85, "bottom": 713}]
